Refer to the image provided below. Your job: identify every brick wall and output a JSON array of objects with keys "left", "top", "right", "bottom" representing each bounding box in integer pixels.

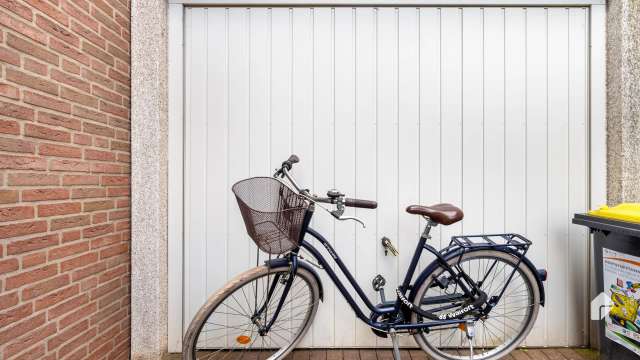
[{"left": 0, "top": 1, "right": 131, "bottom": 359}]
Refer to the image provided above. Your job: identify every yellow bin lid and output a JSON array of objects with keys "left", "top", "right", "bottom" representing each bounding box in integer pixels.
[{"left": 588, "top": 203, "right": 640, "bottom": 224}]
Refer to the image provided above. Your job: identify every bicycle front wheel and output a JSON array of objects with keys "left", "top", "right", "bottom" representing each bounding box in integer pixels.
[
  {"left": 183, "top": 264, "right": 321, "bottom": 360},
  {"left": 411, "top": 250, "right": 540, "bottom": 360}
]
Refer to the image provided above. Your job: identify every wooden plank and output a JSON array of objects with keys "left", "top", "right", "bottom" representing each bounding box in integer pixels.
[
  {"left": 376, "top": 349, "right": 394, "bottom": 360},
  {"left": 541, "top": 348, "right": 568, "bottom": 360},
  {"left": 327, "top": 349, "right": 346, "bottom": 360},
  {"left": 408, "top": 349, "right": 428, "bottom": 360},
  {"left": 309, "top": 349, "right": 328, "bottom": 360},
  {"left": 294, "top": 349, "right": 312, "bottom": 360},
  {"left": 343, "top": 349, "right": 360, "bottom": 360},
  {"left": 359, "top": 349, "right": 377, "bottom": 360}
]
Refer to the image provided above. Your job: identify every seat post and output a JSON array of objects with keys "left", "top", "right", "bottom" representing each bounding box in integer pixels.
[
  {"left": 421, "top": 218, "right": 437, "bottom": 240},
  {"left": 398, "top": 218, "right": 438, "bottom": 293}
]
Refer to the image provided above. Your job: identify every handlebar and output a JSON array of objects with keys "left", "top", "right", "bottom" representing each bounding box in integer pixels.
[{"left": 276, "top": 154, "right": 378, "bottom": 209}]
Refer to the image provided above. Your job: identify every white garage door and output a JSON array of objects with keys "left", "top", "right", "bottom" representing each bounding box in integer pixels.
[{"left": 182, "top": 6, "right": 590, "bottom": 347}]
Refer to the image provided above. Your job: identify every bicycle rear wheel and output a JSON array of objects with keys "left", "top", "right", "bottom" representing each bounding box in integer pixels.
[
  {"left": 183, "top": 264, "right": 320, "bottom": 360},
  {"left": 411, "top": 250, "right": 540, "bottom": 360}
]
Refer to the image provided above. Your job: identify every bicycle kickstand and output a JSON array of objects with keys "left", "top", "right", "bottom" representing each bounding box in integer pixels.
[
  {"left": 465, "top": 321, "right": 476, "bottom": 360},
  {"left": 389, "top": 328, "right": 401, "bottom": 360}
]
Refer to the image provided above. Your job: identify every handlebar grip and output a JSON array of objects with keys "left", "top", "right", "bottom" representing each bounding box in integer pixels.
[
  {"left": 282, "top": 154, "right": 300, "bottom": 170},
  {"left": 344, "top": 198, "right": 377, "bottom": 209}
]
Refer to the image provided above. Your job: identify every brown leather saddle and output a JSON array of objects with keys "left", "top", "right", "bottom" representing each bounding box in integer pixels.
[{"left": 406, "top": 203, "right": 464, "bottom": 225}]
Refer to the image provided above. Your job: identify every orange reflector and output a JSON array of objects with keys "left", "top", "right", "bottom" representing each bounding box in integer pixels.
[
  {"left": 458, "top": 323, "right": 467, "bottom": 331},
  {"left": 236, "top": 335, "right": 251, "bottom": 344}
]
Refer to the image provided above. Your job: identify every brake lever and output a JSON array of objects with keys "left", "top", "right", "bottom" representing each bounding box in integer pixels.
[{"left": 332, "top": 214, "right": 366, "bottom": 228}]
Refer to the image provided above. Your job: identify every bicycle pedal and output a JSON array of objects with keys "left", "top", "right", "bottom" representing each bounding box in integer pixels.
[
  {"left": 372, "top": 274, "right": 387, "bottom": 302},
  {"left": 381, "top": 237, "right": 399, "bottom": 256}
]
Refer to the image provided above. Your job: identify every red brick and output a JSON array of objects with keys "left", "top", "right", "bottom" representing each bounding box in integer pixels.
[
  {"left": 72, "top": 261, "right": 106, "bottom": 281},
  {"left": 7, "top": 233, "right": 58, "bottom": 254},
  {"left": 47, "top": 319, "right": 88, "bottom": 350},
  {"left": 0, "top": 313, "right": 45, "bottom": 345},
  {"left": 91, "top": 6, "right": 119, "bottom": 33},
  {"left": 61, "top": 251, "right": 98, "bottom": 271},
  {"left": 94, "top": 136, "right": 109, "bottom": 148},
  {"left": 63, "top": 174, "right": 99, "bottom": 185},
  {"left": 24, "top": 90, "right": 71, "bottom": 114},
  {"left": 0, "top": 118, "right": 21, "bottom": 135},
  {"left": 49, "top": 240, "right": 89, "bottom": 260},
  {"left": 62, "top": 58, "right": 81, "bottom": 75},
  {"left": 0, "top": 154, "right": 46, "bottom": 170},
  {"left": 22, "top": 251, "right": 46, "bottom": 268},
  {"left": 83, "top": 223, "right": 113, "bottom": 238},
  {"left": 0, "top": 82, "right": 20, "bottom": 99},
  {"left": 92, "top": 84, "right": 122, "bottom": 104},
  {"left": 59, "top": 327, "right": 96, "bottom": 358},
  {"left": 0, "top": 190, "right": 19, "bottom": 204},
  {"left": 50, "top": 214, "right": 90, "bottom": 230},
  {"left": 83, "top": 121, "right": 114, "bottom": 137},
  {"left": 47, "top": 293, "right": 89, "bottom": 319},
  {"left": 4, "top": 323, "right": 56, "bottom": 358},
  {"left": 35, "top": 13, "right": 79, "bottom": 46},
  {"left": 99, "top": 243, "right": 127, "bottom": 260},
  {"left": 71, "top": 18, "right": 105, "bottom": 49},
  {"left": 23, "top": 0, "right": 69, "bottom": 26},
  {"left": 0, "top": 45, "right": 21, "bottom": 66},
  {"left": 92, "top": 211, "right": 107, "bottom": 224},
  {"left": 23, "top": 57, "right": 48, "bottom": 76},
  {"left": 106, "top": 43, "right": 128, "bottom": 63},
  {"left": 8, "top": 173, "right": 59, "bottom": 186},
  {"left": 0, "top": 257, "right": 19, "bottom": 274},
  {"left": 110, "top": 140, "right": 129, "bottom": 152},
  {"left": 107, "top": 187, "right": 128, "bottom": 197},
  {"left": 0, "top": 0, "right": 33, "bottom": 21},
  {"left": 0, "top": 220, "right": 48, "bottom": 240},
  {"left": 92, "top": 163, "right": 122, "bottom": 174},
  {"left": 61, "top": 85, "right": 98, "bottom": 108},
  {"left": 34, "top": 283, "right": 79, "bottom": 311},
  {"left": 90, "top": 234, "right": 120, "bottom": 249},
  {"left": 7, "top": 33, "right": 58, "bottom": 65},
  {"left": 107, "top": 68, "right": 129, "bottom": 87},
  {"left": 71, "top": 187, "right": 105, "bottom": 199},
  {"left": 73, "top": 133, "right": 92, "bottom": 145},
  {"left": 21, "top": 273, "right": 69, "bottom": 300},
  {"left": 38, "top": 201, "right": 81, "bottom": 216},
  {"left": 0, "top": 99, "right": 35, "bottom": 120},
  {"left": 85, "top": 148, "right": 115, "bottom": 161},
  {"left": 49, "top": 36, "right": 90, "bottom": 66},
  {"left": 37, "top": 111, "right": 82, "bottom": 130},
  {"left": 59, "top": 302, "right": 96, "bottom": 328},
  {"left": 61, "top": 0, "right": 97, "bottom": 31},
  {"left": 5, "top": 263, "right": 57, "bottom": 289},
  {"left": 0, "top": 137, "right": 36, "bottom": 153},
  {"left": 0, "top": 205, "right": 35, "bottom": 222},
  {"left": 51, "top": 68, "right": 90, "bottom": 92},
  {"left": 100, "top": 25, "right": 128, "bottom": 53},
  {"left": 62, "top": 229, "right": 81, "bottom": 243},
  {"left": 107, "top": 116, "right": 129, "bottom": 131},
  {"left": 5, "top": 67, "right": 58, "bottom": 95},
  {"left": 39, "top": 143, "right": 82, "bottom": 158},
  {"left": 82, "top": 40, "right": 113, "bottom": 66},
  {"left": 0, "top": 8, "right": 47, "bottom": 44},
  {"left": 22, "top": 188, "right": 69, "bottom": 201},
  {"left": 81, "top": 67, "right": 112, "bottom": 90},
  {"left": 108, "top": 209, "right": 128, "bottom": 221},
  {"left": 83, "top": 200, "right": 113, "bottom": 212},
  {"left": 0, "top": 302, "right": 32, "bottom": 328},
  {"left": 50, "top": 159, "right": 90, "bottom": 172},
  {"left": 0, "top": 291, "right": 19, "bottom": 311}
]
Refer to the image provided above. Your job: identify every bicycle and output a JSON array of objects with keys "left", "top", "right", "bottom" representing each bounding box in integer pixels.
[{"left": 183, "top": 155, "right": 547, "bottom": 360}]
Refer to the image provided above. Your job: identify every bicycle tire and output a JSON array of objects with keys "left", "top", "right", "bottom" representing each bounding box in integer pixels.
[
  {"left": 183, "top": 264, "right": 321, "bottom": 360},
  {"left": 411, "top": 249, "right": 540, "bottom": 360}
]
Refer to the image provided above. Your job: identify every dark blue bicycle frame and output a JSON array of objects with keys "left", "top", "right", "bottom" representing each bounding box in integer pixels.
[{"left": 291, "top": 226, "right": 473, "bottom": 332}]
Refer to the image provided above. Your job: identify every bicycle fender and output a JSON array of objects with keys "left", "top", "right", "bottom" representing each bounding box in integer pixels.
[
  {"left": 407, "top": 247, "right": 545, "bottom": 307},
  {"left": 265, "top": 257, "right": 324, "bottom": 302}
]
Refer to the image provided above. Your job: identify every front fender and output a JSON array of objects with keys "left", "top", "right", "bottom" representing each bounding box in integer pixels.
[
  {"left": 407, "top": 247, "right": 545, "bottom": 307},
  {"left": 265, "top": 257, "right": 324, "bottom": 301}
]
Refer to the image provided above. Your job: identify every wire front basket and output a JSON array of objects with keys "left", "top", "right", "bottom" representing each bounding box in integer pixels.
[{"left": 232, "top": 177, "right": 310, "bottom": 255}]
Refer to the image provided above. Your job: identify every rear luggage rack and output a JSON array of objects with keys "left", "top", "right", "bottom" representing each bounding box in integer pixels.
[{"left": 447, "top": 233, "right": 532, "bottom": 255}]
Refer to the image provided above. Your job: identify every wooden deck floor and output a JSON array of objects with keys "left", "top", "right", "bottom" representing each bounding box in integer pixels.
[{"left": 169, "top": 348, "right": 599, "bottom": 360}]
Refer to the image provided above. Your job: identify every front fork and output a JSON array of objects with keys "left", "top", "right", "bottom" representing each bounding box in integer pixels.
[{"left": 253, "top": 254, "right": 298, "bottom": 335}]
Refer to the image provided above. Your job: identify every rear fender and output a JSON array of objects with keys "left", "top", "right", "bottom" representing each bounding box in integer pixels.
[{"left": 265, "top": 257, "right": 324, "bottom": 301}]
